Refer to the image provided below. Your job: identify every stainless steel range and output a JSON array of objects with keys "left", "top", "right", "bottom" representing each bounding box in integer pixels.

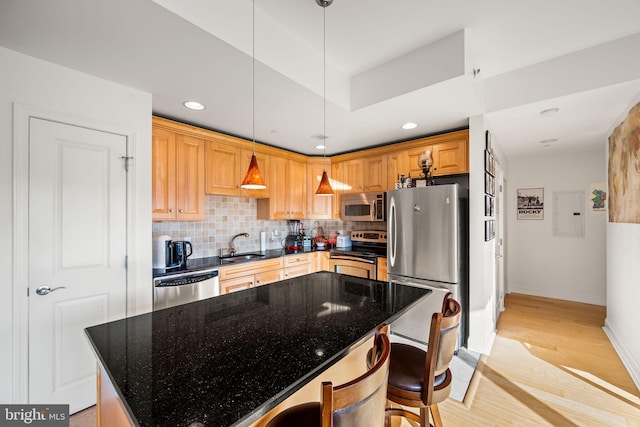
[{"left": 329, "top": 230, "right": 387, "bottom": 279}]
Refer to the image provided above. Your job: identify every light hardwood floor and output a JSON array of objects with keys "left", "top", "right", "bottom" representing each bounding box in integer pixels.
[{"left": 71, "top": 293, "right": 640, "bottom": 426}]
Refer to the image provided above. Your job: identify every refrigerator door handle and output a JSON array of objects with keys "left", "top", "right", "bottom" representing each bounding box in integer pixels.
[{"left": 389, "top": 196, "right": 396, "bottom": 267}]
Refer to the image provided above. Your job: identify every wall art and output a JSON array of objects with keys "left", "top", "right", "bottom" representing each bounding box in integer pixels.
[
  {"left": 608, "top": 102, "right": 640, "bottom": 223},
  {"left": 517, "top": 187, "right": 544, "bottom": 220}
]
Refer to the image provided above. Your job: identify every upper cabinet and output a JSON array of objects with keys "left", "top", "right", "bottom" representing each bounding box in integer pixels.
[
  {"left": 205, "top": 139, "right": 241, "bottom": 196},
  {"left": 152, "top": 117, "right": 468, "bottom": 221},
  {"left": 306, "top": 158, "right": 333, "bottom": 219},
  {"left": 152, "top": 127, "right": 205, "bottom": 221},
  {"left": 334, "top": 154, "right": 387, "bottom": 195},
  {"left": 257, "top": 156, "right": 307, "bottom": 220}
]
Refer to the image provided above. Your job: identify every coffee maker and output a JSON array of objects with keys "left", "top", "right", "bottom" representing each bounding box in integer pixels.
[{"left": 153, "top": 235, "right": 193, "bottom": 269}]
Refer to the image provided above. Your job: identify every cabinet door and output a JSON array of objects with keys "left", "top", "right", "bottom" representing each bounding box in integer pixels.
[
  {"left": 268, "top": 156, "right": 289, "bottom": 219},
  {"left": 331, "top": 162, "right": 343, "bottom": 219},
  {"left": 377, "top": 257, "right": 388, "bottom": 281},
  {"left": 363, "top": 155, "right": 387, "bottom": 192},
  {"left": 220, "top": 276, "right": 254, "bottom": 294},
  {"left": 306, "top": 160, "right": 332, "bottom": 219},
  {"left": 205, "top": 140, "right": 241, "bottom": 195},
  {"left": 240, "top": 148, "right": 270, "bottom": 198},
  {"left": 175, "top": 135, "right": 205, "bottom": 220},
  {"left": 386, "top": 150, "right": 408, "bottom": 190},
  {"left": 287, "top": 159, "right": 307, "bottom": 218},
  {"left": 407, "top": 145, "right": 433, "bottom": 179},
  {"left": 341, "top": 159, "right": 364, "bottom": 193},
  {"left": 255, "top": 269, "right": 284, "bottom": 287},
  {"left": 433, "top": 139, "right": 468, "bottom": 175},
  {"left": 152, "top": 128, "right": 176, "bottom": 220},
  {"left": 284, "top": 264, "right": 311, "bottom": 279}
]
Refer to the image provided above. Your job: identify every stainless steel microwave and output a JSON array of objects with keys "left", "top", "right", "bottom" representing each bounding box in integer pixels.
[{"left": 340, "top": 192, "right": 386, "bottom": 222}]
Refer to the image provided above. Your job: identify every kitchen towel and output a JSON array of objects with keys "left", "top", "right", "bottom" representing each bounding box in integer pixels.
[{"left": 260, "top": 231, "right": 266, "bottom": 251}]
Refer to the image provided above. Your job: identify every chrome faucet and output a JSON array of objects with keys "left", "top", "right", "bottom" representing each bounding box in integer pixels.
[{"left": 229, "top": 233, "right": 249, "bottom": 255}]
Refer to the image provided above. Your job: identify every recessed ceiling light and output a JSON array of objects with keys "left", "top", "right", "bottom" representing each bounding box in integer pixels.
[
  {"left": 540, "top": 108, "right": 559, "bottom": 117},
  {"left": 315, "top": 144, "right": 327, "bottom": 150},
  {"left": 539, "top": 138, "right": 558, "bottom": 144},
  {"left": 402, "top": 122, "right": 418, "bottom": 130},
  {"left": 183, "top": 101, "right": 206, "bottom": 110}
]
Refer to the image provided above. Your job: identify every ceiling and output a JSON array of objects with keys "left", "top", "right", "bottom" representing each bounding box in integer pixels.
[{"left": 2, "top": 0, "right": 640, "bottom": 159}]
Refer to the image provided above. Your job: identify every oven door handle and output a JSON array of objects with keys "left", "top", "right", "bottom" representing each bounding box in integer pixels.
[{"left": 329, "top": 255, "right": 376, "bottom": 264}]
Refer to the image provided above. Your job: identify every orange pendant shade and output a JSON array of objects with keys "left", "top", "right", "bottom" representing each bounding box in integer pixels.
[
  {"left": 240, "top": 154, "right": 267, "bottom": 189},
  {"left": 315, "top": 169, "right": 334, "bottom": 195}
]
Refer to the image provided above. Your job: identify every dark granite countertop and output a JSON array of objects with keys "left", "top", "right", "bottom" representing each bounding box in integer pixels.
[{"left": 85, "top": 272, "right": 430, "bottom": 427}]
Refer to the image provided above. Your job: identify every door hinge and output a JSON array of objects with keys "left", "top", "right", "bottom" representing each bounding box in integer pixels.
[
  {"left": 124, "top": 255, "right": 128, "bottom": 269},
  {"left": 120, "top": 156, "right": 134, "bottom": 172},
  {"left": 27, "top": 287, "right": 29, "bottom": 297}
]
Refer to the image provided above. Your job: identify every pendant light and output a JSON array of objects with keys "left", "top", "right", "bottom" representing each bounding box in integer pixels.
[
  {"left": 241, "top": 0, "right": 267, "bottom": 190},
  {"left": 315, "top": 0, "right": 334, "bottom": 196}
]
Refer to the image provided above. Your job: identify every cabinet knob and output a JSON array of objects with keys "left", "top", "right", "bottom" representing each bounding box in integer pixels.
[
  {"left": 179, "top": 209, "right": 184, "bottom": 213},
  {"left": 169, "top": 209, "right": 175, "bottom": 213}
]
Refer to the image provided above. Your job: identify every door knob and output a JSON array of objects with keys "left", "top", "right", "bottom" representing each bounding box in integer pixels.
[{"left": 35, "top": 285, "right": 67, "bottom": 296}]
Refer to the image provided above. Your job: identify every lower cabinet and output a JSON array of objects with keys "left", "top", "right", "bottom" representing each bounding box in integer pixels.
[
  {"left": 377, "top": 257, "right": 388, "bottom": 281},
  {"left": 219, "top": 258, "right": 284, "bottom": 295},
  {"left": 283, "top": 253, "right": 313, "bottom": 279}
]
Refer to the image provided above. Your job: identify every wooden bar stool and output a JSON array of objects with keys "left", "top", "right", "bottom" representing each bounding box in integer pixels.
[
  {"left": 266, "top": 325, "right": 391, "bottom": 427},
  {"left": 385, "top": 292, "right": 461, "bottom": 427}
]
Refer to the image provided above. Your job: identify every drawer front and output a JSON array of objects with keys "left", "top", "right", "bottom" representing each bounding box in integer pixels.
[
  {"left": 220, "top": 276, "right": 254, "bottom": 294},
  {"left": 283, "top": 253, "right": 312, "bottom": 268},
  {"left": 219, "top": 257, "right": 284, "bottom": 280}
]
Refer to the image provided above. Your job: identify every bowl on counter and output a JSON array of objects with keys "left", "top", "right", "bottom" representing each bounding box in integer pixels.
[{"left": 316, "top": 243, "right": 325, "bottom": 249}]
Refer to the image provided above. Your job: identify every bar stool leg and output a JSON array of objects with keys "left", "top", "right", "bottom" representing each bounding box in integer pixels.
[{"left": 430, "top": 404, "right": 443, "bottom": 427}]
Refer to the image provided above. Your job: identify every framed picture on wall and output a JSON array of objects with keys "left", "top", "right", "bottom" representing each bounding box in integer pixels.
[
  {"left": 485, "top": 195, "right": 495, "bottom": 217},
  {"left": 517, "top": 187, "right": 544, "bottom": 220},
  {"left": 484, "top": 150, "right": 494, "bottom": 176},
  {"left": 484, "top": 220, "right": 495, "bottom": 241},
  {"left": 485, "top": 172, "right": 495, "bottom": 196}
]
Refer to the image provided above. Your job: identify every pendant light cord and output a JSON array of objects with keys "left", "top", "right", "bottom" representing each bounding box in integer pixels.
[
  {"left": 252, "top": 0, "right": 256, "bottom": 155},
  {"left": 322, "top": 1, "right": 327, "bottom": 172}
]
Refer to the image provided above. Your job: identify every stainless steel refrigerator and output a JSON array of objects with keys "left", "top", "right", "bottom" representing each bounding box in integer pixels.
[{"left": 387, "top": 184, "right": 468, "bottom": 347}]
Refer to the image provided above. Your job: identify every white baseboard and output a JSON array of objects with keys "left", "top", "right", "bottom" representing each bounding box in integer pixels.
[{"left": 603, "top": 318, "right": 640, "bottom": 392}]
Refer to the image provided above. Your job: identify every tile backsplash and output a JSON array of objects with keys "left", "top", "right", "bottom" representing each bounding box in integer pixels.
[{"left": 152, "top": 195, "right": 386, "bottom": 259}]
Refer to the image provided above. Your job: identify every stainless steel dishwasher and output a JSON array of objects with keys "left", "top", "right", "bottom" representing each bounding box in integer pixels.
[{"left": 153, "top": 268, "right": 219, "bottom": 310}]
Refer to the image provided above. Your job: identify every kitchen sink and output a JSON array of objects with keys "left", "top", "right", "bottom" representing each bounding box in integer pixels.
[{"left": 219, "top": 253, "right": 266, "bottom": 263}]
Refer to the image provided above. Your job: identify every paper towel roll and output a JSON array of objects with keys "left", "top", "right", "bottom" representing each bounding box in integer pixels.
[{"left": 260, "top": 231, "right": 266, "bottom": 251}]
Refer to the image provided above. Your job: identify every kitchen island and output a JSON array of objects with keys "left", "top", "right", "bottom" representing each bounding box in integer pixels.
[{"left": 85, "top": 271, "right": 431, "bottom": 426}]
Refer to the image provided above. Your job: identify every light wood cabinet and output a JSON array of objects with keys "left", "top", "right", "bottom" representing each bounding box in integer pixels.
[
  {"left": 314, "top": 251, "right": 331, "bottom": 272},
  {"left": 386, "top": 150, "right": 409, "bottom": 190},
  {"left": 283, "top": 253, "right": 313, "bottom": 279},
  {"left": 152, "top": 128, "right": 205, "bottom": 221},
  {"left": 257, "top": 156, "right": 307, "bottom": 220},
  {"left": 306, "top": 159, "right": 333, "bottom": 219},
  {"left": 432, "top": 139, "right": 467, "bottom": 176},
  {"left": 334, "top": 154, "right": 387, "bottom": 195},
  {"left": 363, "top": 155, "right": 387, "bottom": 192},
  {"left": 205, "top": 139, "right": 241, "bottom": 196},
  {"left": 377, "top": 257, "right": 388, "bottom": 281},
  {"left": 219, "top": 257, "right": 284, "bottom": 294},
  {"left": 406, "top": 138, "right": 467, "bottom": 179}
]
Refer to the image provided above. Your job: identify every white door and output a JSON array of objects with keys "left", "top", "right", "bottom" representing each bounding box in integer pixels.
[
  {"left": 28, "top": 118, "right": 128, "bottom": 413},
  {"left": 495, "top": 163, "right": 505, "bottom": 317}
]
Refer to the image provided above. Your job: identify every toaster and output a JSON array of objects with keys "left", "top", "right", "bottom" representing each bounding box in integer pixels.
[{"left": 335, "top": 235, "right": 352, "bottom": 248}]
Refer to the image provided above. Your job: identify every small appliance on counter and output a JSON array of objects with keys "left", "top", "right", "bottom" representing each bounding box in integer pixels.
[
  {"left": 153, "top": 235, "right": 193, "bottom": 270},
  {"left": 335, "top": 234, "right": 352, "bottom": 248}
]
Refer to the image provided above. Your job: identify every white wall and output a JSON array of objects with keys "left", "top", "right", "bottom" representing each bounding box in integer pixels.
[
  {"left": 0, "top": 47, "right": 152, "bottom": 403},
  {"left": 467, "top": 115, "right": 497, "bottom": 354},
  {"left": 606, "top": 224, "right": 640, "bottom": 389},
  {"left": 506, "top": 149, "right": 607, "bottom": 305}
]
